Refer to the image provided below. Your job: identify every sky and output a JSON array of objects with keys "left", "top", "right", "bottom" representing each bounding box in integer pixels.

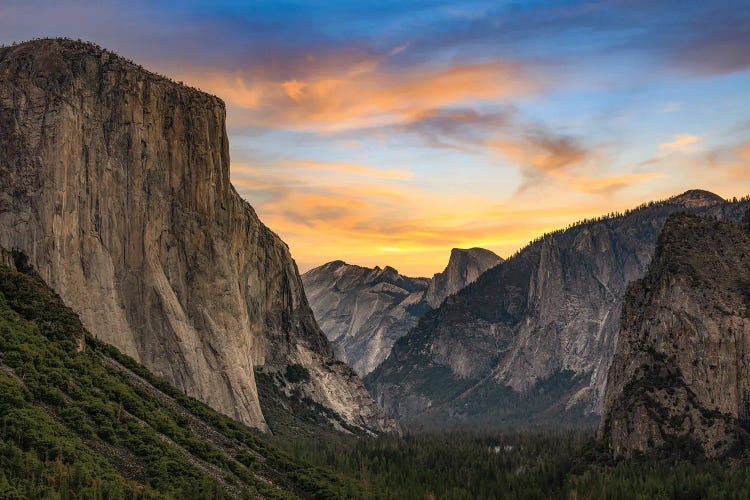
[{"left": 2, "top": 0, "right": 750, "bottom": 276}]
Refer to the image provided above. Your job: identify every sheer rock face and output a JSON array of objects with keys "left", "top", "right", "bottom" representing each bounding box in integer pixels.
[
  {"left": 600, "top": 213, "right": 750, "bottom": 457},
  {"left": 366, "top": 193, "right": 750, "bottom": 425},
  {"left": 302, "top": 248, "right": 501, "bottom": 376},
  {"left": 302, "top": 262, "right": 430, "bottom": 377},
  {"left": 0, "top": 39, "right": 394, "bottom": 433},
  {"left": 425, "top": 248, "right": 503, "bottom": 308}
]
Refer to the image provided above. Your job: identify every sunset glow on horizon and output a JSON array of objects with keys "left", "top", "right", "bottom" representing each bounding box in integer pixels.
[{"left": 3, "top": 1, "right": 750, "bottom": 276}]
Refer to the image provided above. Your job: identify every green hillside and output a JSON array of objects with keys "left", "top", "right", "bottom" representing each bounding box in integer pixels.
[{"left": 0, "top": 252, "right": 365, "bottom": 499}]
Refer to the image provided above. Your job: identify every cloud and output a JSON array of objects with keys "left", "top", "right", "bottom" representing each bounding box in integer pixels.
[
  {"left": 277, "top": 159, "right": 413, "bottom": 180},
  {"left": 235, "top": 178, "right": 584, "bottom": 274},
  {"left": 658, "top": 134, "right": 700, "bottom": 154},
  {"left": 234, "top": 158, "right": 671, "bottom": 275},
  {"left": 281, "top": 80, "right": 306, "bottom": 101},
  {"left": 742, "top": 144, "right": 750, "bottom": 163},
  {"left": 666, "top": 6, "right": 750, "bottom": 76},
  {"left": 394, "top": 0, "right": 750, "bottom": 78},
  {"left": 404, "top": 107, "right": 512, "bottom": 136},
  {"left": 394, "top": 106, "right": 514, "bottom": 152},
  {"left": 390, "top": 42, "right": 410, "bottom": 56},
  {"left": 703, "top": 140, "right": 750, "bottom": 180},
  {"left": 382, "top": 105, "right": 601, "bottom": 193},
  {"left": 636, "top": 134, "right": 703, "bottom": 168},
  {"left": 570, "top": 172, "right": 666, "bottom": 195},
  {"left": 522, "top": 133, "right": 590, "bottom": 174},
  {"left": 486, "top": 130, "right": 667, "bottom": 196},
  {"left": 489, "top": 132, "right": 591, "bottom": 184},
  {"left": 661, "top": 102, "right": 683, "bottom": 113},
  {"left": 178, "top": 58, "right": 541, "bottom": 132}
]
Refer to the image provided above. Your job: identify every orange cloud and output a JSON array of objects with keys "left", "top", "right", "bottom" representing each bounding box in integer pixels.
[
  {"left": 489, "top": 133, "right": 591, "bottom": 179},
  {"left": 701, "top": 140, "right": 750, "bottom": 180},
  {"left": 178, "top": 58, "right": 541, "bottom": 131},
  {"left": 569, "top": 172, "right": 666, "bottom": 194},
  {"left": 729, "top": 142, "right": 750, "bottom": 179},
  {"left": 193, "top": 74, "right": 264, "bottom": 109},
  {"left": 658, "top": 134, "right": 700, "bottom": 154},
  {"left": 487, "top": 133, "right": 664, "bottom": 196},
  {"left": 307, "top": 62, "right": 535, "bottom": 130},
  {"left": 741, "top": 143, "right": 750, "bottom": 162},
  {"left": 230, "top": 154, "right": 674, "bottom": 276},
  {"left": 281, "top": 80, "right": 306, "bottom": 100},
  {"left": 278, "top": 159, "right": 413, "bottom": 180}
]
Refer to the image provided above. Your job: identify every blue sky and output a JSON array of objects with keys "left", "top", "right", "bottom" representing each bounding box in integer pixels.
[{"left": 2, "top": 0, "right": 749, "bottom": 274}]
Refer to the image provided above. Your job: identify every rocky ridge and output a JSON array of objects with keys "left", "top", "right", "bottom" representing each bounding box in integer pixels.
[
  {"left": 366, "top": 191, "right": 750, "bottom": 426},
  {"left": 302, "top": 248, "right": 502, "bottom": 376},
  {"left": 0, "top": 38, "right": 394, "bottom": 433},
  {"left": 425, "top": 247, "right": 503, "bottom": 308}
]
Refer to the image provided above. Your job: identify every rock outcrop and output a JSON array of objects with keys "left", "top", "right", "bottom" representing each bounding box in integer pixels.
[
  {"left": 302, "top": 248, "right": 501, "bottom": 376},
  {"left": 600, "top": 213, "right": 750, "bottom": 457},
  {"left": 0, "top": 38, "right": 394, "bottom": 433},
  {"left": 425, "top": 247, "right": 503, "bottom": 308},
  {"left": 366, "top": 191, "right": 750, "bottom": 426},
  {"left": 302, "top": 262, "right": 430, "bottom": 377}
]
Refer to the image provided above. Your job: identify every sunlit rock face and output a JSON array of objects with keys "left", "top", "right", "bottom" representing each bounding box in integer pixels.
[
  {"left": 600, "top": 213, "right": 750, "bottom": 457},
  {"left": 366, "top": 191, "right": 750, "bottom": 426},
  {"left": 0, "top": 38, "right": 394, "bottom": 433},
  {"left": 302, "top": 248, "right": 502, "bottom": 376}
]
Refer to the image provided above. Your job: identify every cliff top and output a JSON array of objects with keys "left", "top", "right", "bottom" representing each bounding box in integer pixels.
[
  {"left": 448, "top": 247, "right": 503, "bottom": 262},
  {"left": 0, "top": 37, "right": 224, "bottom": 107}
]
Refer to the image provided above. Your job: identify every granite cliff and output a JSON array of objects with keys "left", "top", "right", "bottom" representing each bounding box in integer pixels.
[
  {"left": 600, "top": 213, "right": 750, "bottom": 457},
  {"left": 366, "top": 191, "right": 750, "bottom": 426},
  {"left": 302, "top": 248, "right": 502, "bottom": 376},
  {"left": 425, "top": 247, "right": 503, "bottom": 308},
  {"left": 0, "top": 38, "right": 393, "bottom": 433}
]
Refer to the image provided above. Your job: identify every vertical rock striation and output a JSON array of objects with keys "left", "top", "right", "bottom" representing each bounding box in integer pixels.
[
  {"left": 600, "top": 213, "right": 750, "bottom": 457},
  {"left": 0, "top": 38, "right": 393, "bottom": 433}
]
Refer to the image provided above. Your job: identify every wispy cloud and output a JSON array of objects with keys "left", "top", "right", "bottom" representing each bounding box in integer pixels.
[
  {"left": 277, "top": 159, "right": 413, "bottom": 180},
  {"left": 569, "top": 172, "right": 666, "bottom": 195},
  {"left": 281, "top": 80, "right": 306, "bottom": 101},
  {"left": 179, "top": 59, "right": 542, "bottom": 132},
  {"left": 703, "top": 140, "right": 750, "bottom": 180},
  {"left": 232, "top": 168, "right": 622, "bottom": 274},
  {"left": 658, "top": 134, "right": 700, "bottom": 154},
  {"left": 488, "top": 131, "right": 593, "bottom": 192},
  {"left": 661, "top": 102, "right": 683, "bottom": 113}
]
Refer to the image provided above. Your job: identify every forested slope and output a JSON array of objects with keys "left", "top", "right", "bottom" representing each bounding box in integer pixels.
[{"left": 0, "top": 252, "right": 366, "bottom": 498}]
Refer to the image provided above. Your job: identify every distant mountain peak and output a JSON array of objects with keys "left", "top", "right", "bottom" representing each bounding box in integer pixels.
[
  {"left": 448, "top": 247, "right": 502, "bottom": 264},
  {"left": 301, "top": 247, "right": 501, "bottom": 375},
  {"left": 301, "top": 260, "right": 431, "bottom": 376},
  {"left": 426, "top": 247, "right": 503, "bottom": 308},
  {"left": 669, "top": 189, "right": 724, "bottom": 208}
]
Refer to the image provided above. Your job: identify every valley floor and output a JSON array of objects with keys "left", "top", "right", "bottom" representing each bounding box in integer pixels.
[{"left": 272, "top": 427, "right": 750, "bottom": 499}]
